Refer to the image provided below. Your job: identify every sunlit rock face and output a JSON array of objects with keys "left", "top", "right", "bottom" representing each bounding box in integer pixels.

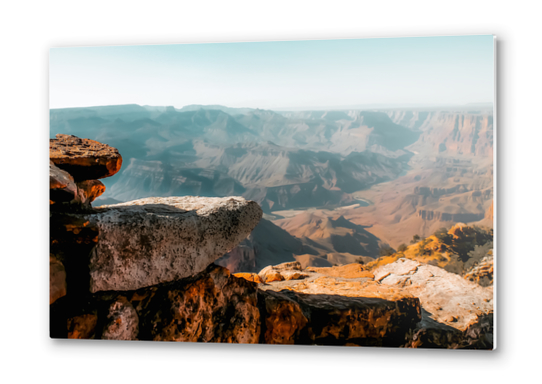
[
  {"left": 50, "top": 134, "right": 122, "bottom": 181},
  {"left": 386, "top": 111, "right": 493, "bottom": 157},
  {"left": 259, "top": 259, "right": 493, "bottom": 348},
  {"left": 87, "top": 196, "right": 263, "bottom": 293},
  {"left": 135, "top": 265, "right": 261, "bottom": 343}
]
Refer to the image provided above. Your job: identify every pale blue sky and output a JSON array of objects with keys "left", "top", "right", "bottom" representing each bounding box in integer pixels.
[{"left": 50, "top": 35, "right": 494, "bottom": 110}]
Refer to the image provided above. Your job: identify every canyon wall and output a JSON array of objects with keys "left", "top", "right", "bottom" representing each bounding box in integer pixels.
[{"left": 386, "top": 110, "right": 493, "bottom": 157}]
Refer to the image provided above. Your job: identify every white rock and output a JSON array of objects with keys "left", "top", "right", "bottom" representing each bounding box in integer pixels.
[{"left": 88, "top": 196, "right": 262, "bottom": 292}]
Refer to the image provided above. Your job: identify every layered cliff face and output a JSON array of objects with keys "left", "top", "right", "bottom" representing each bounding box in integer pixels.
[
  {"left": 386, "top": 110, "right": 493, "bottom": 157},
  {"left": 106, "top": 141, "right": 406, "bottom": 213},
  {"left": 340, "top": 156, "right": 493, "bottom": 248},
  {"left": 51, "top": 106, "right": 414, "bottom": 212},
  {"left": 50, "top": 135, "right": 493, "bottom": 349}
]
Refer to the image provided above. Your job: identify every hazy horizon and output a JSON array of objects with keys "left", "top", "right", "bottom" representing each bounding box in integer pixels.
[
  {"left": 49, "top": 101, "right": 494, "bottom": 112},
  {"left": 50, "top": 36, "right": 494, "bottom": 110}
]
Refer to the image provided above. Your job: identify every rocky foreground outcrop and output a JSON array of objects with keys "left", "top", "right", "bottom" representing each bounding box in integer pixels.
[
  {"left": 464, "top": 255, "right": 494, "bottom": 287},
  {"left": 254, "top": 259, "right": 494, "bottom": 348},
  {"left": 87, "top": 196, "right": 262, "bottom": 292},
  {"left": 50, "top": 134, "right": 122, "bottom": 180},
  {"left": 50, "top": 135, "right": 493, "bottom": 349}
]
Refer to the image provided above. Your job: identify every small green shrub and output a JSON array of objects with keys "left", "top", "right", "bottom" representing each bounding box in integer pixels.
[
  {"left": 410, "top": 234, "right": 421, "bottom": 244},
  {"left": 379, "top": 245, "right": 395, "bottom": 257},
  {"left": 397, "top": 243, "right": 408, "bottom": 253}
]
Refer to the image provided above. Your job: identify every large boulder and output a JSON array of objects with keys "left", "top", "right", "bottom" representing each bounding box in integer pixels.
[
  {"left": 88, "top": 196, "right": 263, "bottom": 292},
  {"left": 258, "top": 290, "right": 308, "bottom": 344},
  {"left": 259, "top": 263, "right": 421, "bottom": 346},
  {"left": 59, "top": 265, "right": 261, "bottom": 342},
  {"left": 260, "top": 258, "right": 493, "bottom": 348},
  {"left": 293, "top": 291, "right": 420, "bottom": 346},
  {"left": 76, "top": 180, "right": 106, "bottom": 204},
  {"left": 50, "top": 161, "right": 107, "bottom": 206},
  {"left": 101, "top": 297, "right": 139, "bottom": 340},
  {"left": 258, "top": 261, "right": 305, "bottom": 283},
  {"left": 233, "top": 273, "right": 263, "bottom": 284},
  {"left": 135, "top": 264, "right": 261, "bottom": 343},
  {"left": 258, "top": 286, "right": 420, "bottom": 346},
  {"left": 50, "top": 161, "right": 78, "bottom": 204},
  {"left": 50, "top": 134, "right": 122, "bottom": 181},
  {"left": 373, "top": 258, "right": 493, "bottom": 332},
  {"left": 49, "top": 255, "right": 67, "bottom": 304}
]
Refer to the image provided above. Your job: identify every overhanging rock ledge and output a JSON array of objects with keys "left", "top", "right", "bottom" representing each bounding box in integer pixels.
[{"left": 87, "top": 196, "right": 263, "bottom": 293}]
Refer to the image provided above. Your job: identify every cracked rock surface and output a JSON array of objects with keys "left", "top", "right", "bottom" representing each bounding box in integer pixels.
[
  {"left": 373, "top": 258, "right": 493, "bottom": 332},
  {"left": 50, "top": 134, "right": 122, "bottom": 181},
  {"left": 87, "top": 196, "right": 263, "bottom": 292}
]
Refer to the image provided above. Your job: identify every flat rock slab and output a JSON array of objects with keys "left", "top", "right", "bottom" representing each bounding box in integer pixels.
[
  {"left": 373, "top": 258, "right": 419, "bottom": 281},
  {"left": 259, "top": 286, "right": 420, "bottom": 346},
  {"left": 50, "top": 134, "right": 122, "bottom": 181},
  {"left": 307, "top": 263, "right": 375, "bottom": 279},
  {"left": 372, "top": 259, "right": 493, "bottom": 332},
  {"left": 88, "top": 196, "right": 262, "bottom": 293},
  {"left": 261, "top": 258, "right": 493, "bottom": 347}
]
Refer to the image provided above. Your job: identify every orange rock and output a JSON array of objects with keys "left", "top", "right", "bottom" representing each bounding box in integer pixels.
[
  {"left": 307, "top": 263, "right": 374, "bottom": 279},
  {"left": 50, "top": 214, "right": 99, "bottom": 246},
  {"left": 49, "top": 255, "right": 67, "bottom": 304},
  {"left": 281, "top": 271, "right": 309, "bottom": 281},
  {"left": 234, "top": 273, "right": 263, "bottom": 284},
  {"left": 447, "top": 223, "right": 476, "bottom": 240},
  {"left": 50, "top": 161, "right": 75, "bottom": 190},
  {"left": 67, "top": 314, "right": 98, "bottom": 339},
  {"left": 485, "top": 200, "right": 494, "bottom": 221},
  {"left": 50, "top": 161, "right": 78, "bottom": 204},
  {"left": 259, "top": 290, "right": 308, "bottom": 344},
  {"left": 76, "top": 179, "right": 106, "bottom": 204},
  {"left": 50, "top": 134, "right": 122, "bottom": 181},
  {"left": 258, "top": 262, "right": 304, "bottom": 283},
  {"left": 264, "top": 270, "right": 284, "bottom": 283},
  {"left": 137, "top": 265, "right": 261, "bottom": 343}
]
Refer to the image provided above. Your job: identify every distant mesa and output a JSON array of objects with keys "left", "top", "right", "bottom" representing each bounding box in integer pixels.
[
  {"left": 386, "top": 110, "right": 493, "bottom": 157},
  {"left": 275, "top": 212, "right": 384, "bottom": 259}
]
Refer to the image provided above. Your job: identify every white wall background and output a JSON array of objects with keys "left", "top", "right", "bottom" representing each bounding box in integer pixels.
[{"left": 0, "top": 1, "right": 538, "bottom": 382}]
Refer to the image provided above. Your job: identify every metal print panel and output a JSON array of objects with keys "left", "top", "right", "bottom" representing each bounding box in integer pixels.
[{"left": 49, "top": 36, "right": 495, "bottom": 348}]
